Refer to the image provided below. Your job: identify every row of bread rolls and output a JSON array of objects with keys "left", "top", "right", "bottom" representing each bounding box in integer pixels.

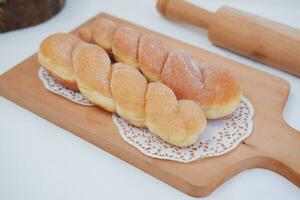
[
  {"left": 77, "top": 19, "right": 242, "bottom": 119},
  {"left": 38, "top": 33, "right": 206, "bottom": 147}
]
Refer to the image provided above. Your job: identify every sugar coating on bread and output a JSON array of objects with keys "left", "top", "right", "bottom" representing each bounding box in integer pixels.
[
  {"left": 111, "top": 63, "right": 147, "bottom": 127},
  {"left": 138, "top": 34, "right": 168, "bottom": 81},
  {"left": 197, "top": 63, "right": 242, "bottom": 119},
  {"left": 38, "top": 32, "right": 208, "bottom": 146},
  {"left": 160, "top": 49, "right": 242, "bottom": 119},
  {"left": 92, "top": 19, "right": 118, "bottom": 51},
  {"left": 145, "top": 82, "right": 186, "bottom": 143},
  {"left": 77, "top": 26, "right": 93, "bottom": 43},
  {"left": 145, "top": 82, "right": 206, "bottom": 147},
  {"left": 161, "top": 50, "right": 203, "bottom": 100},
  {"left": 112, "top": 27, "right": 140, "bottom": 67},
  {"left": 38, "top": 33, "right": 80, "bottom": 90},
  {"left": 78, "top": 18, "right": 242, "bottom": 119},
  {"left": 177, "top": 100, "right": 206, "bottom": 147},
  {"left": 72, "top": 42, "right": 115, "bottom": 112}
]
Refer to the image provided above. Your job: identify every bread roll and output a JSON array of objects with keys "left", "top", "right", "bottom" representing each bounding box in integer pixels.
[
  {"left": 92, "top": 19, "right": 118, "bottom": 52},
  {"left": 178, "top": 100, "right": 206, "bottom": 147},
  {"left": 197, "top": 63, "right": 242, "bottom": 119},
  {"left": 78, "top": 19, "right": 118, "bottom": 52},
  {"left": 161, "top": 49, "right": 203, "bottom": 100},
  {"left": 138, "top": 34, "right": 169, "bottom": 81},
  {"left": 138, "top": 35, "right": 241, "bottom": 119},
  {"left": 38, "top": 33, "right": 80, "bottom": 90},
  {"left": 161, "top": 50, "right": 242, "bottom": 119},
  {"left": 77, "top": 26, "right": 93, "bottom": 43},
  {"left": 112, "top": 27, "right": 140, "bottom": 67},
  {"left": 146, "top": 82, "right": 206, "bottom": 147},
  {"left": 77, "top": 19, "right": 242, "bottom": 119},
  {"left": 72, "top": 42, "right": 115, "bottom": 112},
  {"left": 111, "top": 63, "right": 147, "bottom": 127},
  {"left": 39, "top": 34, "right": 207, "bottom": 147},
  {"left": 71, "top": 42, "right": 206, "bottom": 146}
]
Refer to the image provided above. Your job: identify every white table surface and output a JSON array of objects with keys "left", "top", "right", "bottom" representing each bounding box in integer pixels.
[{"left": 0, "top": 0, "right": 299, "bottom": 199}]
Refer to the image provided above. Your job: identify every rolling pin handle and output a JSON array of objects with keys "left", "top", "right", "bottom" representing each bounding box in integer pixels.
[{"left": 157, "top": 0, "right": 214, "bottom": 29}]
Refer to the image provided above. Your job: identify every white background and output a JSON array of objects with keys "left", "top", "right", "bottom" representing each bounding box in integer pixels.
[{"left": 0, "top": 0, "right": 299, "bottom": 199}]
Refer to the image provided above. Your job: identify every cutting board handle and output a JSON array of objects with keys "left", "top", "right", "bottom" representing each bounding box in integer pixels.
[
  {"left": 260, "top": 120, "right": 300, "bottom": 186},
  {"left": 156, "top": 0, "right": 214, "bottom": 29}
]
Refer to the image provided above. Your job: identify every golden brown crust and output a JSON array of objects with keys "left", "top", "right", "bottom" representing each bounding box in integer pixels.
[
  {"left": 138, "top": 34, "right": 169, "bottom": 81},
  {"left": 72, "top": 42, "right": 115, "bottom": 112},
  {"left": 92, "top": 19, "right": 118, "bottom": 52},
  {"left": 145, "top": 82, "right": 206, "bottom": 147},
  {"left": 178, "top": 100, "right": 206, "bottom": 147},
  {"left": 38, "top": 33, "right": 80, "bottom": 90},
  {"left": 161, "top": 50, "right": 203, "bottom": 100},
  {"left": 197, "top": 63, "right": 242, "bottom": 119},
  {"left": 39, "top": 32, "right": 207, "bottom": 146},
  {"left": 73, "top": 42, "right": 112, "bottom": 97},
  {"left": 80, "top": 19, "right": 243, "bottom": 119},
  {"left": 112, "top": 27, "right": 140, "bottom": 67},
  {"left": 39, "top": 33, "right": 80, "bottom": 72},
  {"left": 77, "top": 26, "right": 93, "bottom": 43},
  {"left": 145, "top": 82, "right": 186, "bottom": 143},
  {"left": 160, "top": 49, "right": 242, "bottom": 119},
  {"left": 111, "top": 63, "right": 147, "bottom": 127}
]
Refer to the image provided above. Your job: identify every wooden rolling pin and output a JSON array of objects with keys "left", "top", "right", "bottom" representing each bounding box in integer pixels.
[{"left": 157, "top": 0, "right": 300, "bottom": 76}]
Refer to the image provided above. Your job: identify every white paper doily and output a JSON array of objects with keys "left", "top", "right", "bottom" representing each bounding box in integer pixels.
[
  {"left": 112, "top": 96, "right": 254, "bottom": 163},
  {"left": 38, "top": 67, "right": 93, "bottom": 106},
  {"left": 38, "top": 66, "right": 254, "bottom": 163}
]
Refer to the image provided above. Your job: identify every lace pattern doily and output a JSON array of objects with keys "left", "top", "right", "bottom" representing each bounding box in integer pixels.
[
  {"left": 38, "top": 67, "right": 254, "bottom": 163},
  {"left": 112, "top": 96, "right": 253, "bottom": 162},
  {"left": 38, "top": 67, "right": 93, "bottom": 106}
]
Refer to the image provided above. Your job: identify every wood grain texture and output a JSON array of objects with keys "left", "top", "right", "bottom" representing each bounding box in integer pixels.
[
  {"left": 156, "top": 0, "right": 300, "bottom": 77},
  {"left": 0, "top": 13, "right": 299, "bottom": 197},
  {"left": 208, "top": 6, "right": 300, "bottom": 77}
]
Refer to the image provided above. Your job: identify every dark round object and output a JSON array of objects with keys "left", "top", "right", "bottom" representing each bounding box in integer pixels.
[{"left": 0, "top": 0, "right": 65, "bottom": 33}]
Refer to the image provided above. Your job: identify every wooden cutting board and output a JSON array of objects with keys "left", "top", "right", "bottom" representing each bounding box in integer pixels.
[{"left": 0, "top": 13, "right": 299, "bottom": 197}]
